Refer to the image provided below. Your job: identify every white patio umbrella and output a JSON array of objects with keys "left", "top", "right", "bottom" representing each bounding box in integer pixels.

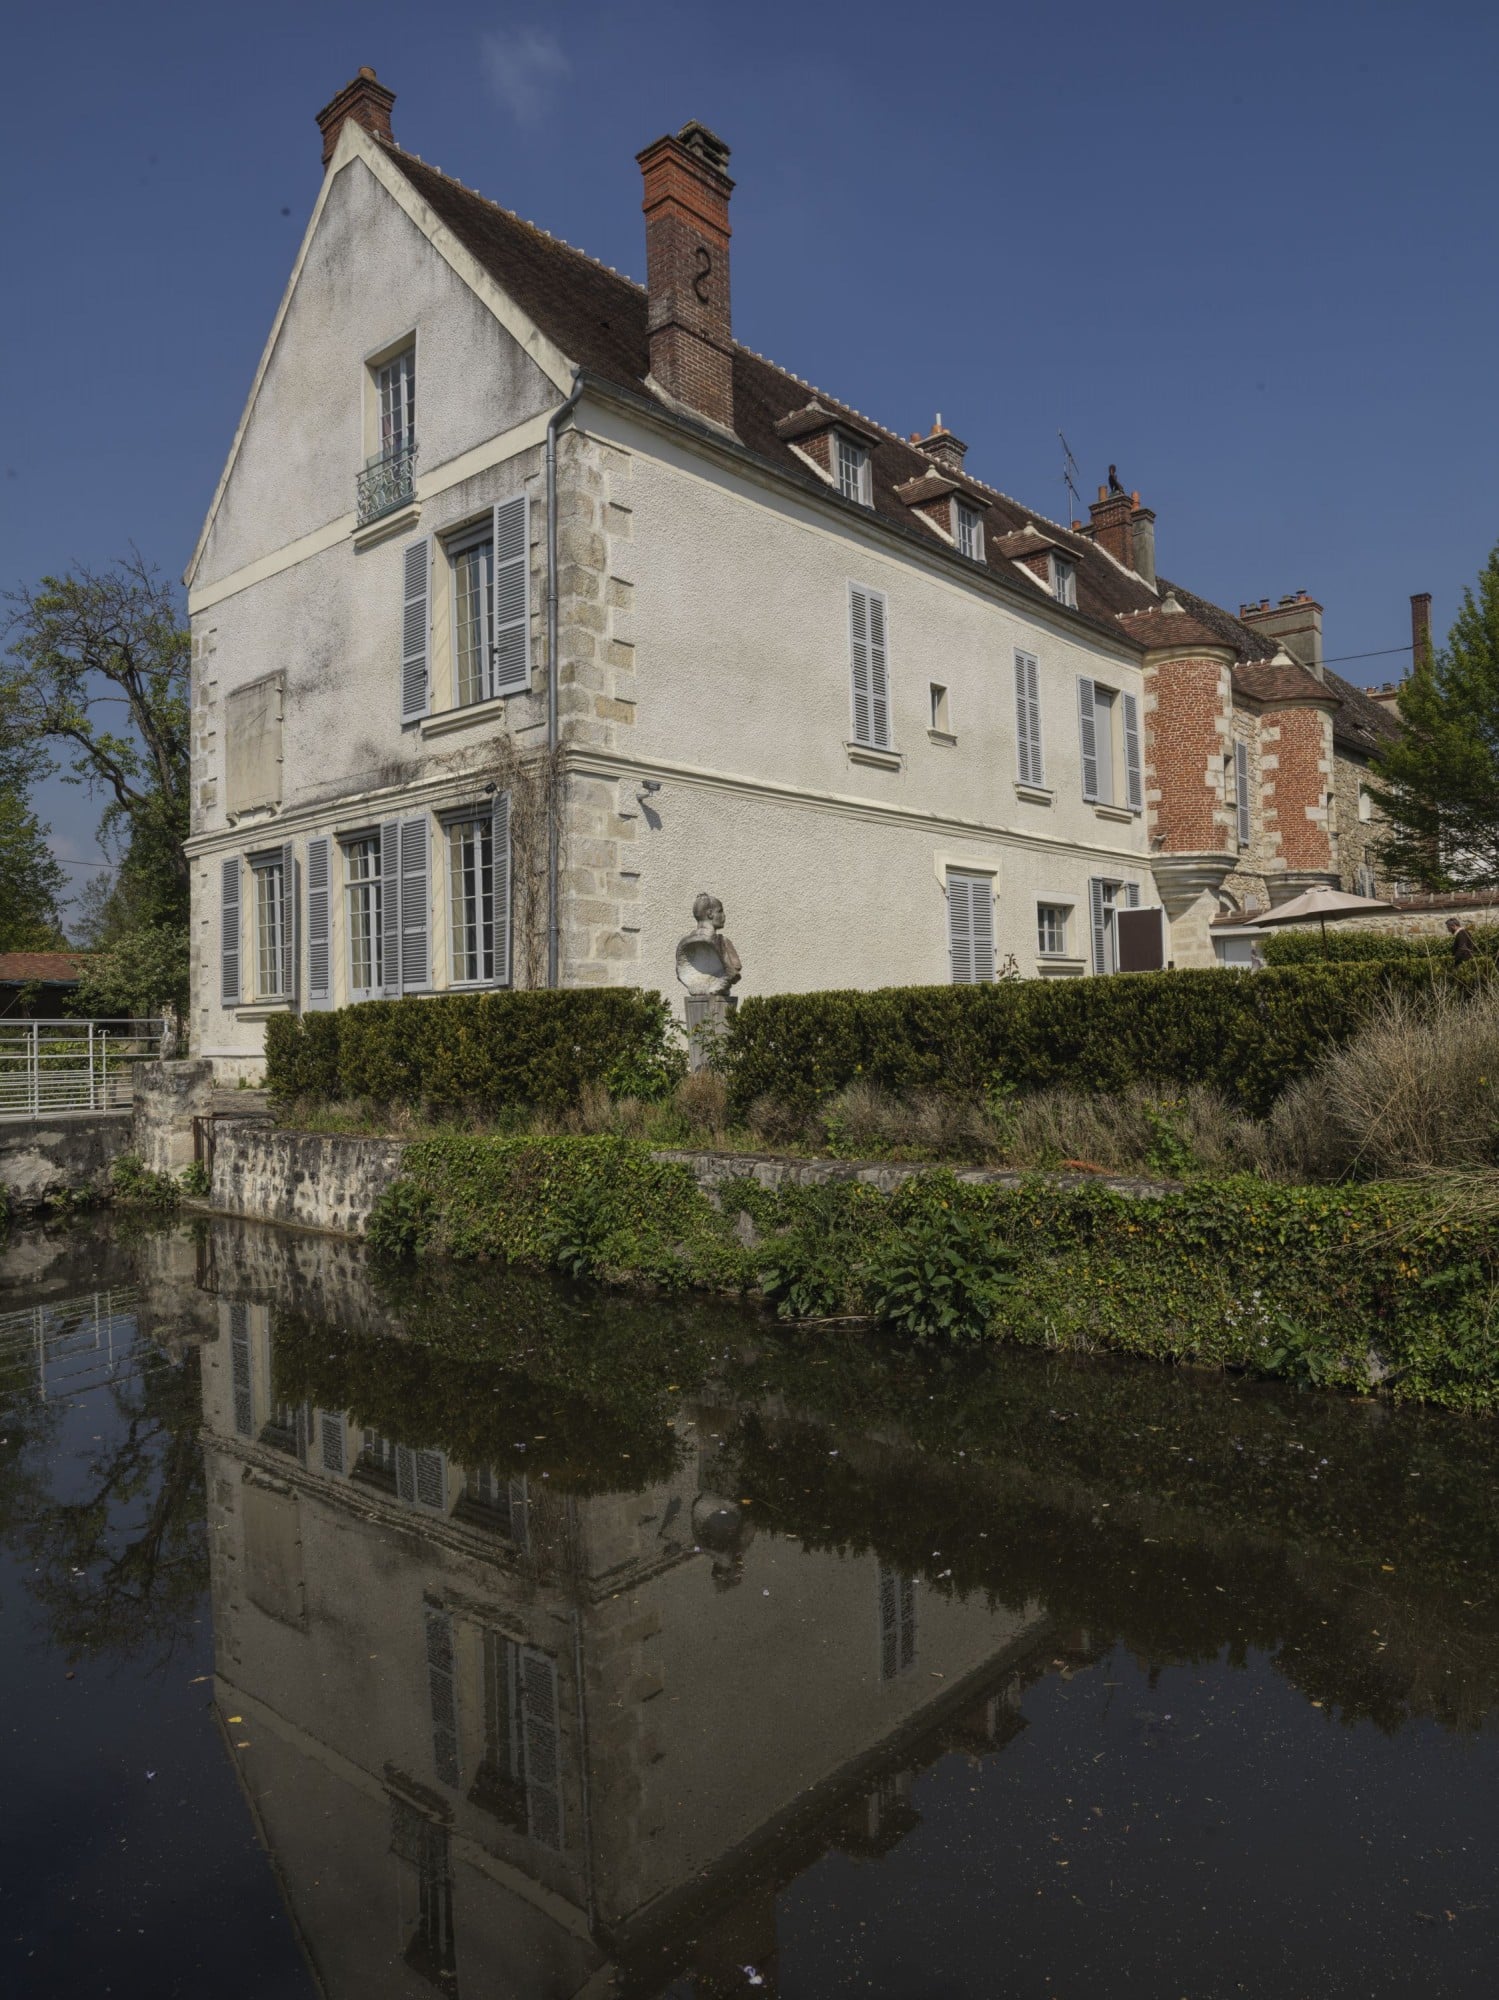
[{"left": 1248, "top": 882, "right": 1392, "bottom": 948}]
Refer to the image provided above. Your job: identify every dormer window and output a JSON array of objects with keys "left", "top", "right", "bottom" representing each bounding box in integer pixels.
[
  {"left": 837, "top": 435, "right": 872, "bottom": 506},
  {"left": 955, "top": 501, "right": 984, "bottom": 560},
  {"left": 1050, "top": 555, "right": 1077, "bottom": 609}
]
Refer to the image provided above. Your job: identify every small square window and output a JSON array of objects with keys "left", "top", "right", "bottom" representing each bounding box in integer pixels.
[
  {"left": 1037, "top": 904, "right": 1069, "bottom": 956},
  {"left": 955, "top": 502, "right": 984, "bottom": 560},
  {"left": 929, "top": 683, "right": 950, "bottom": 733},
  {"left": 837, "top": 435, "right": 872, "bottom": 506}
]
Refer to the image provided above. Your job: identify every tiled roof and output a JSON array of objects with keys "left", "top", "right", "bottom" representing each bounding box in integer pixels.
[
  {"left": 1116, "top": 604, "right": 1235, "bottom": 653},
  {"left": 0, "top": 952, "right": 84, "bottom": 984},
  {"left": 380, "top": 141, "right": 1402, "bottom": 755},
  {"left": 1232, "top": 658, "right": 1338, "bottom": 707}
]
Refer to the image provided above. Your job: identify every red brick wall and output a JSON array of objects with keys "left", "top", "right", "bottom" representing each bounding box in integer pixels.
[
  {"left": 1143, "top": 654, "right": 1233, "bottom": 852},
  {"left": 1263, "top": 705, "right": 1334, "bottom": 872},
  {"left": 638, "top": 138, "right": 734, "bottom": 429}
]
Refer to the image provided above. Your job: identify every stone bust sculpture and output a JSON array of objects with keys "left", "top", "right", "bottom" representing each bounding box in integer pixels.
[{"left": 675, "top": 892, "right": 742, "bottom": 997}]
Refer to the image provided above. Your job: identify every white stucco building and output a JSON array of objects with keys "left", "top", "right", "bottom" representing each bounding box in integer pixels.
[{"left": 185, "top": 70, "right": 1397, "bottom": 1068}]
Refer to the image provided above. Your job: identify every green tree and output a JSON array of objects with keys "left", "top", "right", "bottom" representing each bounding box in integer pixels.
[
  {"left": 2, "top": 552, "right": 190, "bottom": 926},
  {"left": 0, "top": 724, "right": 66, "bottom": 950},
  {"left": 1367, "top": 542, "right": 1499, "bottom": 889}
]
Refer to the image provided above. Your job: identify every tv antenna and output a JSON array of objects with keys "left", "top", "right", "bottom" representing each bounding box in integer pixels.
[{"left": 1059, "top": 430, "right": 1082, "bottom": 527}]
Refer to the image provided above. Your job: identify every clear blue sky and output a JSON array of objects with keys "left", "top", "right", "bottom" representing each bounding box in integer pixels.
[{"left": 5, "top": 0, "right": 1496, "bottom": 915}]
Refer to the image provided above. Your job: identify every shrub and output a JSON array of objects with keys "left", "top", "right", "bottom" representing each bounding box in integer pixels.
[
  {"left": 110, "top": 1153, "right": 180, "bottom": 1207},
  {"left": 1312, "top": 984, "right": 1499, "bottom": 1175},
  {"left": 265, "top": 988, "right": 680, "bottom": 1118},
  {"left": 1262, "top": 923, "right": 1499, "bottom": 966},
  {"left": 723, "top": 960, "right": 1478, "bottom": 1122}
]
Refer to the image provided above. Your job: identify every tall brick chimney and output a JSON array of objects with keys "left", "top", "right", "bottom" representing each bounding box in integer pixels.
[
  {"left": 315, "top": 67, "right": 395, "bottom": 170},
  {"left": 637, "top": 122, "right": 735, "bottom": 432},
  {"left": 1410, "top": 591, "right": 1433, "bottom": 669},
  {"left": 1238, "top": 591, "right": 1324, "bottom": 680},
  {"left": 1088, "top": 485, "right": 1135, "bottom": 570}
]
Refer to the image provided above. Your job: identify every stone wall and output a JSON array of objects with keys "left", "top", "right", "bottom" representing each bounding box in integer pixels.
[
  {"left": 0, "top": 1109, "right": 133, "bottom": 1214},
  {"left": 208, "top": 1120, "right": 409, "bottom": 1235}
]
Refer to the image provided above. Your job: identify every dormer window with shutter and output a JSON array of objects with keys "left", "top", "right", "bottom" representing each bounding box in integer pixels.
[
  {"left": 836, "top": 434, "right": 872, "bottom": 506},
  {"left": 1050, "top": 555, "right": 1077, "bottom": 608},
  {"left": 955, "top": 501, "right": 984, "bottom": 560}
]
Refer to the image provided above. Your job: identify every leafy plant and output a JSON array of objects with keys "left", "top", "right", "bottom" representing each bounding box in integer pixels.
[
  {"left": 178, "top": 1160, "right": 211, "bottom": 1197},
  {"left": 866, "top": 1200, "right": 1018, "bottom": 1340},
  {"left": 110, "top": 1153, "right": 180, "bottom": 1208}
]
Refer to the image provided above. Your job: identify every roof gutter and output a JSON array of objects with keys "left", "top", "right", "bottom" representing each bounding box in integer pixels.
[{"left": 546, "top": 369, "right": 586, "bottom": 989}]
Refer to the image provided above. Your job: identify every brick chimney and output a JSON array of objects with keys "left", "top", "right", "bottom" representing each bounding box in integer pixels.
[
  {"left": 315, "top": 67, "right": 396, "bottom": 170},
  {"left": 1088, "top": 485, "right": 1135, "bottom": 570},
  {"left": 1131, "top": 498, "right": 1157, "bottom": 588},
  {"left": 914, "top": 416, "right": 968, "bottom": 474},
  {"left": 1410, "top": 591, "right": 1433, "bottom": 669},
  {"left": 637, "top": 122, "right": 735, "bottom": 433},
  {"left": 1237, "top": 591, "right": 1324, "bottom": 680}
]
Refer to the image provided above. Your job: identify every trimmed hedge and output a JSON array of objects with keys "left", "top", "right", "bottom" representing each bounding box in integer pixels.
[
  {"left": 723, "top": 961, "right": 1479, "bottom": 1120},
  {"left": 264, "top": 988, "right": 681, "bottom": 1115},
  {"left": 1263, "top": 923, "right": 1499, "bottom": 966}
]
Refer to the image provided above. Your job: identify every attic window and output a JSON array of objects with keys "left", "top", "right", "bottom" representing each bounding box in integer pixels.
[
  {"left": 955, "top": 502, "right": 984, "bottom": 561},
  {"left": 1050, "top": 555, "right": 1077, "bottom": 609},
  {"left": 837, "top": 436, "right": 872, "bottom": 507}
]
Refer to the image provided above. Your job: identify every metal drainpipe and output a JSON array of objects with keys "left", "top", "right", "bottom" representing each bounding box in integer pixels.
[{"left": 546, "top": 371, "right": 587, "bottom": 988}]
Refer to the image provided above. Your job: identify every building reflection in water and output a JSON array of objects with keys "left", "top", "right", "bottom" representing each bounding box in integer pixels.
[{"left": 201, "top": 1293, "right": 1074, "bottom": 2000}]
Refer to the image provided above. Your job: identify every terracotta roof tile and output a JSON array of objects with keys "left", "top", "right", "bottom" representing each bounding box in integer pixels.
[
  {"left": 1116, "top": 604, "right": 1234, "bottom": 652},
  {"left": 0, "top": 952, "right": 84, "bottom": 984}
]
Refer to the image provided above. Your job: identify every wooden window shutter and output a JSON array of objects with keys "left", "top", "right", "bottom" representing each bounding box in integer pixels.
[
  {"left": 867, "top": 590, "right": 890, "bottom": 747},
  {"left": 1077, "top": 679, "right": 1100, "bottom": 801},
  {"left": 424, "top": 1607, "right": 460, "bottom": 1788},
  {"left": 1015, "top": 651, "right": 1043, "bottom": 785},
  {"left": 849, "top": 585, "right": 874, "bottom": 745},
  {"left": 399, "top": 816, "right": 430, "bottom": 992},
  {"left": 401, "top": 537, "right": 430, "bottom": 723},
  {"left": 1122, "top": 692, "right": 1143, "bottom": 812},
  {"left": 229, "top": 1302, "right": 252, "bottom": 1437},
  {"left": 395, "top": 1444, "right": 416, "bottom": 1503},
  {"left": 518, "top": 1647, "right": 563, "bottom": 1849},
  {"left": 379, "top": 820, "right": 402, "bottom": 997},
  {"left": 492, "top": 790, "right": 513, "bottom": 986},
  {"left": 1089, "top": 878, "right": 1110, "bottom": 973},
  {"left": 279, "top": 841, "right": 298, "bottom": 1007},
  {"left": 491, "top": 495, "right": 531, "bottom": 695},
  {"left": 1235, "top": 739, "right": 1251, "bottom": 846},
  {"left": 305, "top": 835, "right": 332, "bottom": 1009},
  {"left": 319, "top": 1410, "right": 346, "bottom": 1476},
  {"left": 947, "top": 871, "right": 994, "bottom": 984},
  {"left": 220, "top": 857, "right": 242, "bottom": 1006}
]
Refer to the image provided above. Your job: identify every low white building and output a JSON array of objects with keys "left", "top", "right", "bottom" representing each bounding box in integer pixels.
[{"left": 184, "top": 70, "right": 1393, "bottom": 1070}]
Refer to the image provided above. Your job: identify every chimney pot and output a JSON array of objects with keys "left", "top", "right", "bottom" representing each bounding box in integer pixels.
[
  {"left": 315, "top": 67, "right": 396, "bottom": 171},
  {"left": 914, "top": 418, "right": 968, "bottom": 473},
  {"left": 637, "top": 122, "right": 735, "bottom": 432}
]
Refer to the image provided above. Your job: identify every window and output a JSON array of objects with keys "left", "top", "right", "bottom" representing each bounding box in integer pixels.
[
  {"left": 475, "top": 1638, "right": 564, "bottom": 1848},
  {"left": 424, "top": 1606, "right": 459, "bottom": 1787},
  {"left": 1088, "top": 877, "right": 1141, "bottom": 974},
  {"left": 1051, "top": 555, "right": 1077, "bottom": 608},
  {"left": 1354, "top": 862, "right": 1378, "bottom": 898},
  {"left": 376, "top": 346, "right": 415, "bottom": 456},
  {"left": 955, "top": 501, "right": 984, "bottom": 560},
  {"left": 1014, "top": 651, "right": 1044, "bottom": 785},
  {"left": 837, "top": 435, "right": 871, "bottom": 505},
  {"left": 878, "top": 1566, "right": 917, "bottom": 1679},
  {"left": 446, "top": 797, "right": 511, "bottom": 988},
  {"left": 1037, "top": 904, "right": 1070, "bottom": 956},
  {"left": 1234, "top": 739, "right": 1251, "bottom": 847},
  {"left": 252, "top": 855, "right": 286, "bottom": 999},
  {"left": 848, "top": 584, "right": 891, "bottom": 748},
  {"left": 450, "top": 524, "right": 494, "bottom": 709},
  {"left": 947, "top": 870, "right": 996, "bottom": 984},
  {"left": 1358, "top": 786, "right": 1374, "bottom": 823},
  {"left": 1077, "top": 678, "right": 1143, "bottom": 811},
  {"left": 344, "top": 836, "right": 382, "bottom": 1000},
  {"left": 929, "top": 682, "right": 950, "bottom": 733}
]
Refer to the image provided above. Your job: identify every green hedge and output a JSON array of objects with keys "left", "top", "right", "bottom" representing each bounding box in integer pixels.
[
  {"left": 264, "top": 988, "right": 681, "bottom": 1114},
  {"left": 723, "top": 961, "right": 1476, "bottom": 1120},
  {"left": 366, "top": 1133, "right": 1499, "bottom": 1411},
  {"left": 1262, "top": 923, "right": 1499, "bottom": 965}
]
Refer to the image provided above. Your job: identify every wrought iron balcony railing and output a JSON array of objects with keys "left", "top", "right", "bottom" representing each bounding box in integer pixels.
[{"left": 356, "top": 439, "right": 417, "bottom": 526}]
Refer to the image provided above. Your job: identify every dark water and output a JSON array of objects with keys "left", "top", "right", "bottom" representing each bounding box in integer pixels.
[{"left": 3, "top": 1216, "right": 1497, "bottom": 1999}]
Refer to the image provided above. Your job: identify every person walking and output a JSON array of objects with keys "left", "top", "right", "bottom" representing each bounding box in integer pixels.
[{"left": 1446, "top": 916, "right": 1478, "bottom": 966}]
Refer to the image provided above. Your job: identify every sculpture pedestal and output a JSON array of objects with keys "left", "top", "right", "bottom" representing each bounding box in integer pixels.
[{"left": 684, "top": 994, "right": 737, "bottom": 1072}]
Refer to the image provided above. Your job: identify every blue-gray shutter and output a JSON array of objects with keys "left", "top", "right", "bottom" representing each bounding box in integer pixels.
[
  {"left": 1078, "top": 679, "right": 1100, "bottom": 801},
  {"left": 519, "top": 1647, "right": 563, "bottom": 1849},
  {"left": 492, "top": 791, "right": 512, "bottom": 986},
  {"left": 1015, "top": 651, "right": 1042, "bottom": 785},
  {"left": 1235, "top": 739, "right": 1251, "bottom": 846},
  {"left": 425, "top": 1607, "right": 460, "bottom": 1787},
  {"left": 947, "top": 871, "right": 994, "bottom": 985},
  {"left": 491, "top": 495, "right": 530, "bottom": 695},
  {"left": 849, "top": 585, "right": 874, "bottom": 745},
  {"left": 380, "top": 820, "right": 401, "bottom": 997},
  {"left": 229, "top": 1301, "right": 252, "bottom": 1437},
  {"left": 305, "top": 836, "right": 331, "bottom": 1009},
  {"left": 319, "top": 1409, "right": 346, "bottom": 1476},
  {"left": 867, "top": 590, "right": 890, "bottom": 748},
  {"left": 280, "top": 842, "right": 298, "bottom": 1006},
  {"left": 220, "top": 857, "right": 241, "bottom": 1006},
  {"left": 1122, "top": 692, "right": 1143, "bottom": 812},
  {"left": 1090, "top": 878, "right": 1110, "bottom": 973},
  {"left": 399, "top": 816, "right": 430, "bottom": 992},
  {"left": 401, "top": 537, "right": 430, "bottom": 723}
]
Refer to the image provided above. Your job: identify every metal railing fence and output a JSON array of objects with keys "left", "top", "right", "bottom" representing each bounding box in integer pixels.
[{"left": 0, "top": 1017, "right": 165, "bottom": 1119}]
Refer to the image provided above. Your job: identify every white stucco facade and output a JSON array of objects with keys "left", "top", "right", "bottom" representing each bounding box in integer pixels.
[{"left": 185, "top": 123, "right": 1157, "bottom": 1069}]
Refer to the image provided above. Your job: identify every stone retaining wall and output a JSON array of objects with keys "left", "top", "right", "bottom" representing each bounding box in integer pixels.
[
  {"left": 0, "top": 1109, "right": 134, "bottom": 1214},
  {"left": 208, "top": 1120, "right": 410, "bottom": 1235}
]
